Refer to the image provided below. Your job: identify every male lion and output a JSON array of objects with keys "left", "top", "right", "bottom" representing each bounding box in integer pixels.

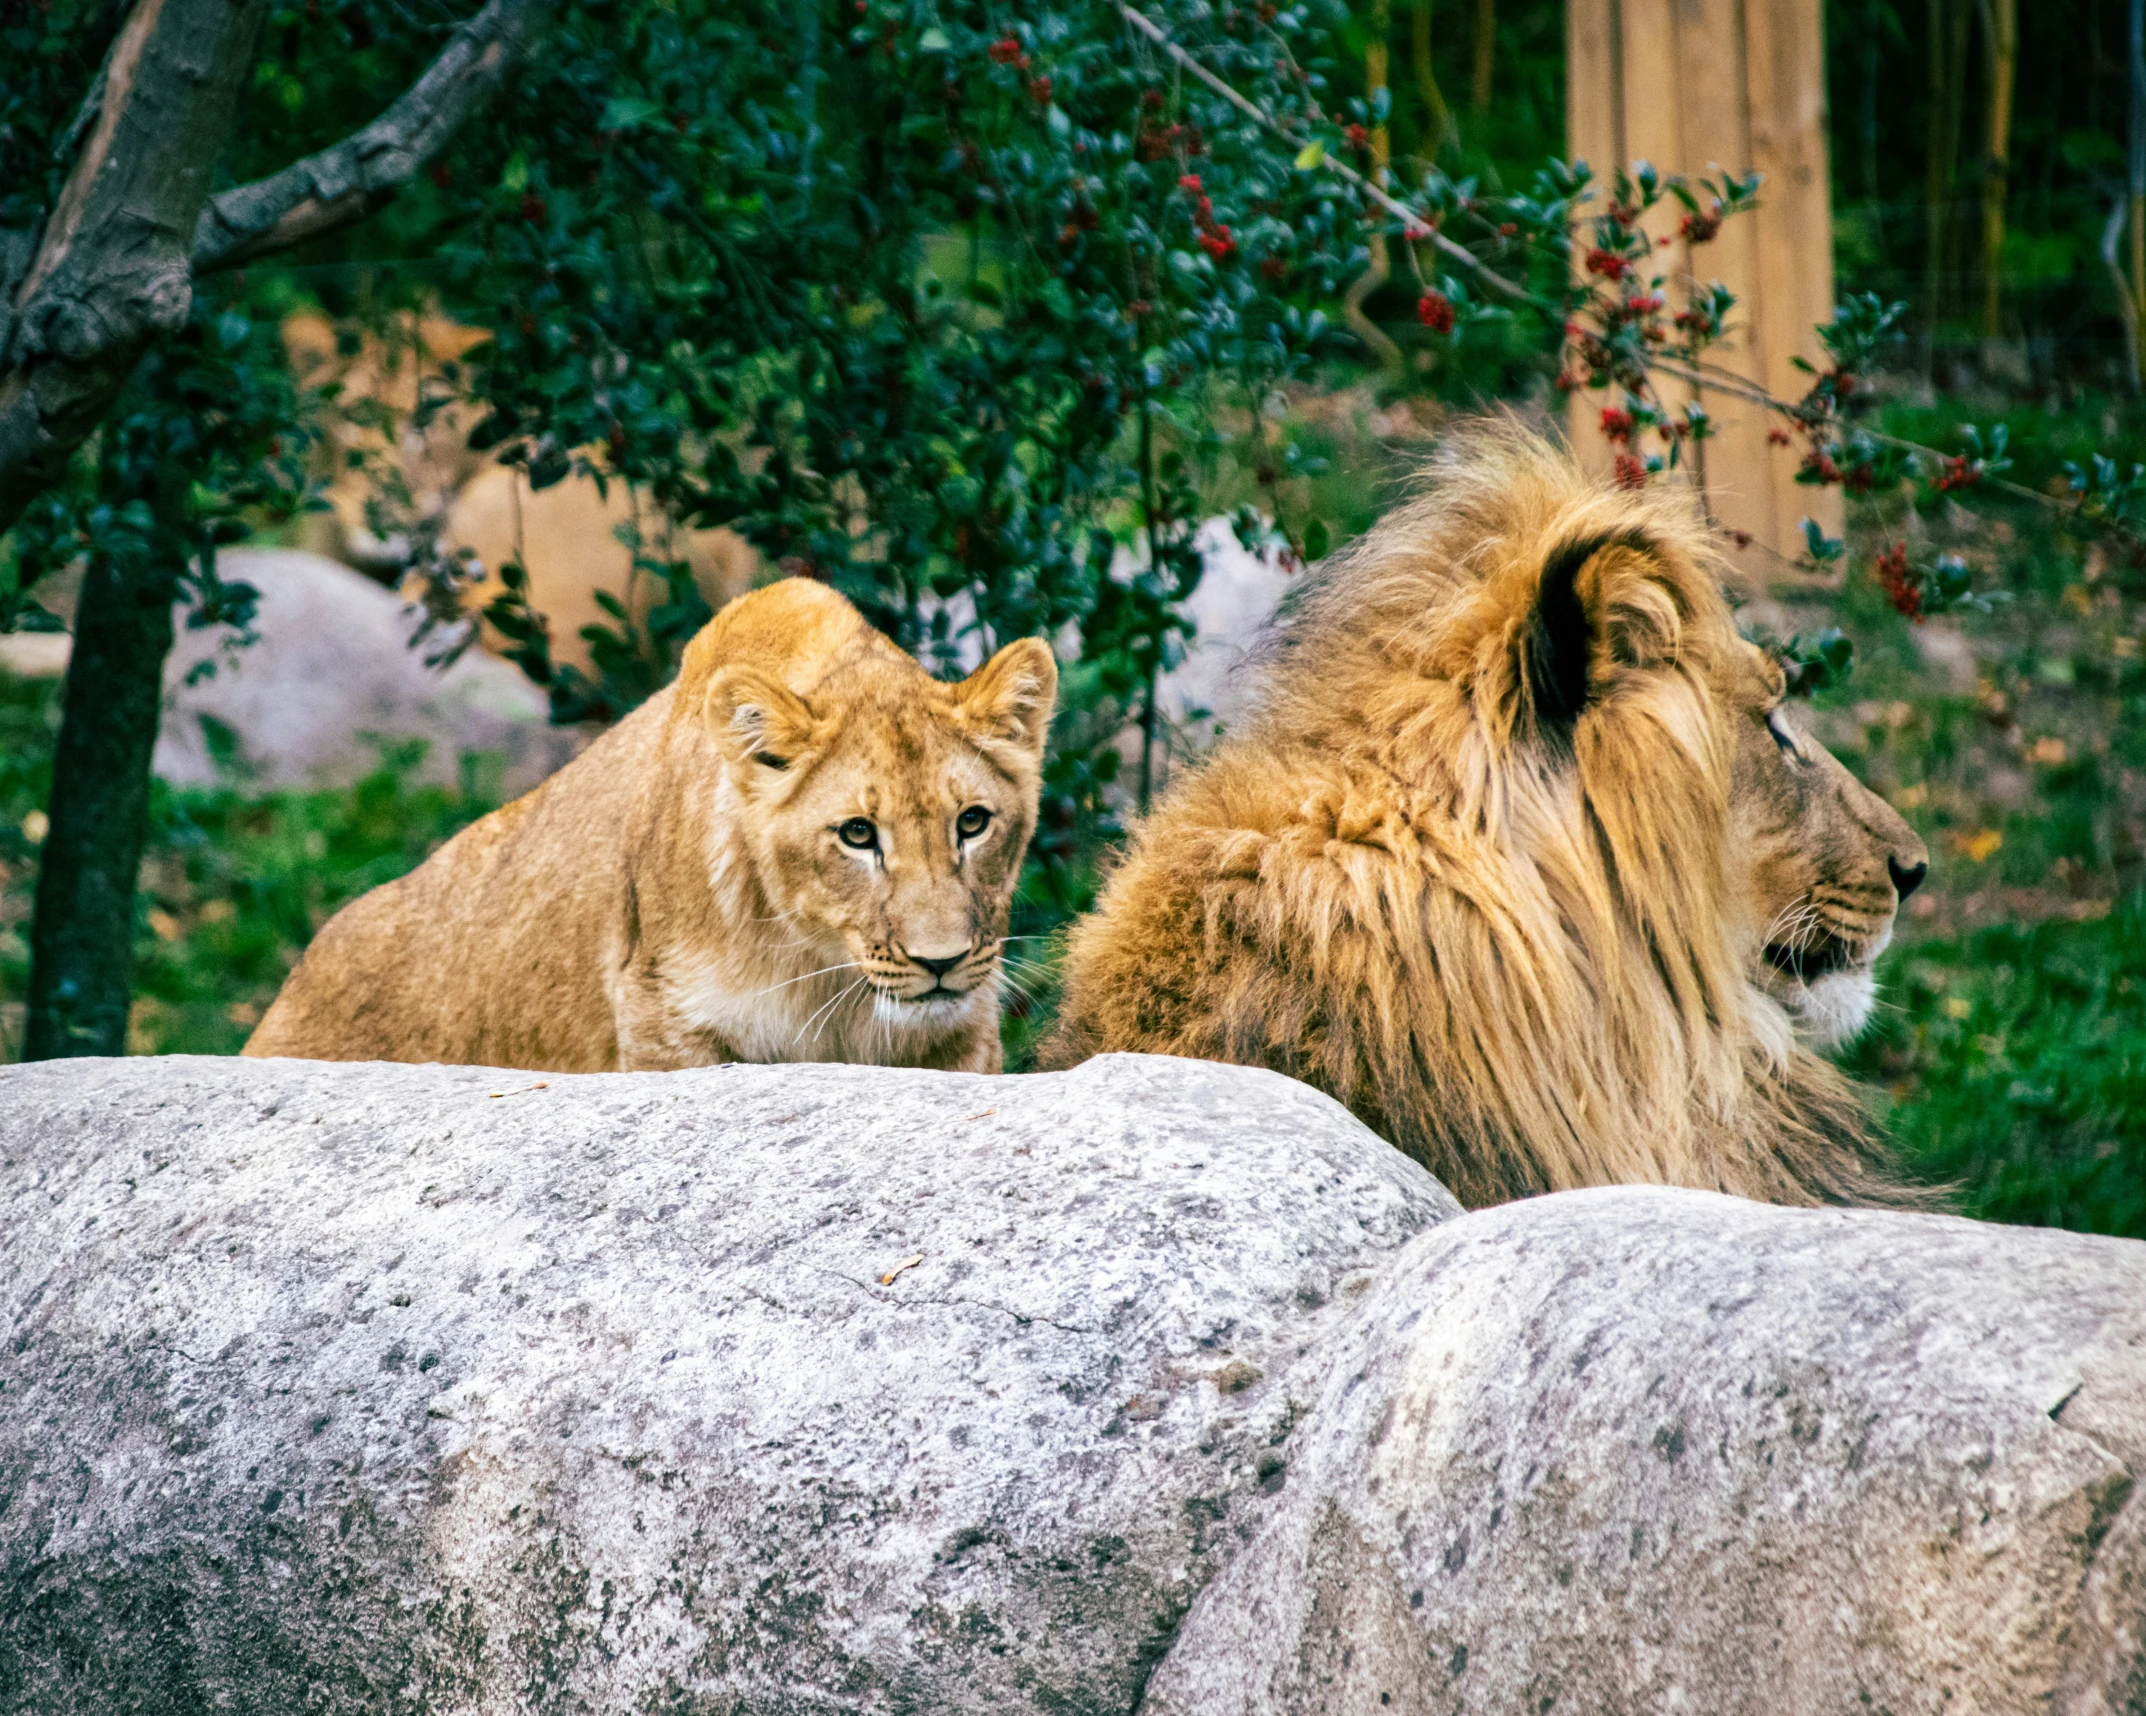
[
  {"left": 1047, "top": 427, "right": 1931, "bottom": 1208},
  {"left": 246, "top": 578, "right": 1056, "bottom": 1072}
]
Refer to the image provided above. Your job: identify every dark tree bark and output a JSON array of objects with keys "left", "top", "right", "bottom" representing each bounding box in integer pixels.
[
  {"left": 23, "top": 552, "right": 180, "bottom": 1057},
  {"left": 0, "top": 0, "right": 271, "bottom": 540},
  {"left": 0, "top": 0, "right": 555, "bottom": 541},
  {"left": 13, "top": 0, "right": 555, "bottom": 1059}
]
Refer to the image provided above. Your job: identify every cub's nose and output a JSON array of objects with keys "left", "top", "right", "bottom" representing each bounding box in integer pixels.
[
  {"left": 1888, "top": 857, "right": 1928, "bottom": 902},
  {"left": 911, "top": 951, "right": 966, "bottom": 979}
]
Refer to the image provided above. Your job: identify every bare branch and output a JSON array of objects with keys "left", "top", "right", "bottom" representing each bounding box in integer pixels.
[
  {"left": 191, "top": 0, "right": 555, "bottom": 273},
  {"left": 1116, "top": 3, "right": 1530, "bottom": 303}
]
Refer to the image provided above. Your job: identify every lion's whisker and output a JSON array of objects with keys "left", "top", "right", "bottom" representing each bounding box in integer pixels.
[{"left": 752, "top": 960, "right": 862, "bottom": 999}]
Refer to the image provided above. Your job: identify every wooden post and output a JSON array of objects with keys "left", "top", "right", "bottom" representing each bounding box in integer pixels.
[{"left": 1566, "top": 0, "right": 1842, "bottom": 567}]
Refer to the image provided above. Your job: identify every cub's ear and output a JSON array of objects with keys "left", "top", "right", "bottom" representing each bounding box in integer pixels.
[
  {"left": 704, "top": 665, "right": 819, "bottom": 771},
  {"left": 1521, "top": 528, "right": 1656, "bottom": 730},
  {"left": 956, "top": 637, "right": 1059, "bottom": 762}
]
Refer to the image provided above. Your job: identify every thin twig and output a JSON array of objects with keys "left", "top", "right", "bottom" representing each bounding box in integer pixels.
[
  {"left": 1115, "top": 3, "right": 1529, "bottom": 303},
  {"left": 1645, "top": 354, "right": 2078, "bottom": 518}
]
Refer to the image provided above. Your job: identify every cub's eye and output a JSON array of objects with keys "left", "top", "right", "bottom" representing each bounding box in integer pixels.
[
  {"left": 956, "top": 805, "right": 992, "bottom": 841},
  {"left": 1765, "top": 708, "right": 1801, "bottom": 758},
  {"left": 837, "top": 817, "right": 878, "bottom": 850}
]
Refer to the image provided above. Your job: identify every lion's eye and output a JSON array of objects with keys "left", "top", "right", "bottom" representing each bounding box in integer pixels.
[
  {"left": 837, "top": 817, "right": 878, "bottom": 850},
  {"left": 1765, "top": 709, "right": 1801, "bottom": 758},
  {"left": 956, "top": 806, "right": 992, "bottom": 841}
]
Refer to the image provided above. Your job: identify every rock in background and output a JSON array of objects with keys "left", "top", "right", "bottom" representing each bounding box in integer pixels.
[
  {"left": 155, "top": 547, "right": 581, "bottom": 793},
  {"left": 1, "top": 1052, "right": 2140, "bottom": 1714}
]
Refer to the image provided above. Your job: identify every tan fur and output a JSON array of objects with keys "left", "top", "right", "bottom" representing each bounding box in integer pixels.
[
  {"left": 246, "top": 579, "right": 1057, "bottom": 1072},
  {"left": 1047, "top": 425, "right": 1931, "bottom": 1209}
]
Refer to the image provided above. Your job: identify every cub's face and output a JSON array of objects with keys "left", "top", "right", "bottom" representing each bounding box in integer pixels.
[
  {"left": 1727, "top": 653, "right": 1930, "bottom": 1047},
  {"left": 710, "top": 638, "right": 1057, "bottom": 1028}
]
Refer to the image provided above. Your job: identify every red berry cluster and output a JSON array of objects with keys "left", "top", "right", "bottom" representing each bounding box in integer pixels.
[
  {"left": 1875, "top": 542, "right": 1921, "bottom": 620},
  {"left": 1935, "top": 454, "right": 1979, "bottom": 492},
  {"left": 1416, "top": 291, "right": 1454, "bottom": 333},
  {"left": 1612, "top": 453, "right": 1648, "bottom": 491},
  {"left": 1180, "top": 174, "right": 1235, "bottom": 261},
  {"left": 1679, "top": 205, "right": 1723, "bottom": 243}
]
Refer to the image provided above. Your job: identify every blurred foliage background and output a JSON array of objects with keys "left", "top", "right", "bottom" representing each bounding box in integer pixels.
[{"left": 3, "top": 0, "right": 2144, "bottom": 1236}]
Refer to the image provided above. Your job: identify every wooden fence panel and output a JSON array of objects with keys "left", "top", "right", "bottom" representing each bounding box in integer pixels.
[{"left": 1566, "top": 0, "right": 1842, "bottom": 569}]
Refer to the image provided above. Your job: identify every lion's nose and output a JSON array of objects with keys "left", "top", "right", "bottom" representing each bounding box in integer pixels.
[
  {"left": 912, "top": 951, "right": 966, "bottom": 979},
  {"left": 1888, "top": 857, "right": 1928, "bottom": 902}
]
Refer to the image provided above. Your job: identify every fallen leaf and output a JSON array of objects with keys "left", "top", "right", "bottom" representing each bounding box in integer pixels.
[
  {"left": 879, "top": 1253, "right": 925, "bottom": 1286},
  {"left": 964, "top": 1108, "right": 996, "bottom": 1121}
]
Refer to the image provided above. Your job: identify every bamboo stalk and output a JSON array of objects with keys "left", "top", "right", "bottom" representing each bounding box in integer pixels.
[
  {"left": 2130, "top": 0, "right": 2146, "bottom": 380},
  {"left": 1412, "top": 0, "right": 1456, "bottom": 157},
  {"left": 1471, "top": 0, "right": 1494, "bottom": 113},
  {"left": 1346, "top": 0, "right": 1402, "bottom": 369},
  {"left": 1977, "top": 0, "right": 2017, "bottom": 341}
]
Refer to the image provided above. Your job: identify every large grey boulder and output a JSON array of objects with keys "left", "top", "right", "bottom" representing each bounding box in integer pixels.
[{"left": 0, "top": 1053, "right": 2140, "bottom": 1714}]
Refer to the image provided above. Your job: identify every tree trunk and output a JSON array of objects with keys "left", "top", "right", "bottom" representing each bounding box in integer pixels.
[
  {"left": 1977, "top": 0, "right": 2017, "bottom": 341},
  {"left": 0, "top": 0, "right": 267, "bottom": 541},
  {"left": 1471, "top": 0, "right": 1494, "bottom": 113},
  {"left": 23, "top": 552, "right": 179, "bottom": 1058},
  {"left": 0, "top": 0, "right": 555, "bottom": 542}
]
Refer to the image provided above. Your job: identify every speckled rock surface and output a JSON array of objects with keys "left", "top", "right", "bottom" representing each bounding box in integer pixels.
[
  {"left": 1145, "top": 1188, "right": 2146, "bottom": 1716},
  {"left": 2, "top": 1054, "right": 2142, "bottom": 1715},
  {"left": 0, "top": 1052, "right": 1454, "bottom": 1713}
]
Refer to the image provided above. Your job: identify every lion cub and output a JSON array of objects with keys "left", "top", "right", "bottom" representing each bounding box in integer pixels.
[{"left": 246, "top": 579, "right": 1056, "bottom": 1072}]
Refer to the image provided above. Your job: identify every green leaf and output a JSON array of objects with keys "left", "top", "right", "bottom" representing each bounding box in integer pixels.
[
  {"left": 600, "top": 96, "right": 663, "bottom": 132},
  {"left": 1302, "top": 518, "right": 1330, "bottom": 560},
  {"left": 1294, "top": 141, "right": 1326, "bottom": 171},
  {"left": 916, "top": 26, "right": 951, "bottom": 51}
]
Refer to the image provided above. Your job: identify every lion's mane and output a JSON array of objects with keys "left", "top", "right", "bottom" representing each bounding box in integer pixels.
[{"left": 1049, "top": 425, "right": 1912, "bottom": 1208}]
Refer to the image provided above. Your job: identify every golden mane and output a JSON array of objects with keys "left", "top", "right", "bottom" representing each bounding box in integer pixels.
[{"left": 1049, "top": 423, "right": 1925, "bottom": 1208}]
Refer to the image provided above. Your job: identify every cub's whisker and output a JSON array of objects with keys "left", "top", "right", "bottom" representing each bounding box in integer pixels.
[{"left": 751, "top": 960, "right": 862, "bottom": 999}]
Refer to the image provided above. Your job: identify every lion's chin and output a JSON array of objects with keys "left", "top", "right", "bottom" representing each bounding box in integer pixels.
[
  {"left": 871, "top": 988, "right": 988, "bottom": 1030},
  {"left": 1776, "top": 965, "right": 1878, "bottom": 1050}
]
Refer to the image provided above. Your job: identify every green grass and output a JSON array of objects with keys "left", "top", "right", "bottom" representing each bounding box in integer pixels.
[{"left": 1848, "top": 901, "right": 2146, "bottom": 1236}]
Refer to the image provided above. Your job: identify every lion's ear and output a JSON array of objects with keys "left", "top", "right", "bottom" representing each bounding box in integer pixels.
[
  {"left": 1522, "top": 528, "right": 1657, "bottom": 729},
  {"left": 704, "top": 665, "right": 819, "bottom": 771},
  {"left": 955, "top": 637, "right": 1059, "bottom": 762}
]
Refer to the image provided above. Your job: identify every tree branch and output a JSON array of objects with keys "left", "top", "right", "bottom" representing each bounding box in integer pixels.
[{"left": 191, "top": 0, "right": 556, "bottom": 273}]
